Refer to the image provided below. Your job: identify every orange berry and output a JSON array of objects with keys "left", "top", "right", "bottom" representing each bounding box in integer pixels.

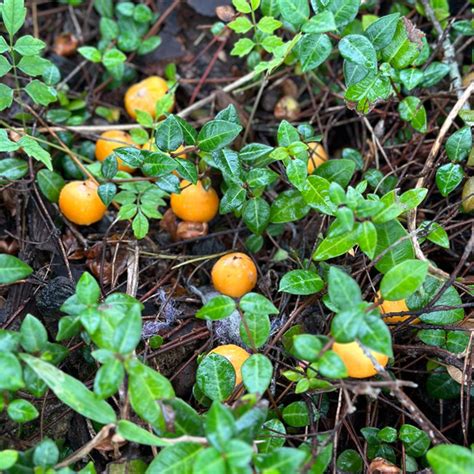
[
  {"left": 124, "top": 76, "right": 173, "bottom": 120},
  {"left": 376, "top": 291, "right": 418, "bottom": 324},
  {"left": 307, "top": 142, "right": 328, "bottom": 174},
  {"left": 59, "top": 180, "right": 106, "bottom": 225},
  {"left": 209, "top": 344, "right": 250, "bottom": 386},
  {"left": 211, "top": 252, "right": 257, "bottom": 298},
  {"left": 332, "top": 341, "right": 388, "bottom": 378},
  {"left": 170, "top": 180, "right": 219, "bottom": 223},
  {"left": 95, "top": 130, "right": 136, "bottom": 172}
]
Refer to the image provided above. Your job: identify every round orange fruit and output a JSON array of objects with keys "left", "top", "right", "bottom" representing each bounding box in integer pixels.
[
  {"left": 332, "top": 341, "right": 388, "bottom": 378},
  {"left": 209, "top": 344, "right": 250, "bottom": 386},
  {"left": 124, "top": 76, "right": 173, "bottom": 120},
  {"left": 95, "top": 130, "right": 136, "bottom": 172},
  {"left": 59, "top": 180, "right": 106, "bottom": 225},
  {"left": 170, "top": 180, "right": 219, "bottom": 223},
  {"left": 307, "top": 142, "right": 328, "bottom": 174},
  {"left": 211, "top": 252, "right": 257, "bottom": 298},
  {"left": 376, "top": 291, "right": 417, "bottom": 324}
]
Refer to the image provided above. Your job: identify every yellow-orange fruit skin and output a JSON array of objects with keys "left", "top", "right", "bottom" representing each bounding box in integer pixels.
[
  {"left": 170, "top": 180, "right": 219, "bottom": 223},
  {"left": 95, "top": 130, "right": 136, "bottom": 172},
  {"left": 59, "top": 180, "right": 106, "bottom": 226},
  {"left": 332, "top": 341, "right": 388, "bottom": 379},
  {"left": 124, "top": 76, "right": 172, "bottom": 120},
  {"left": 307, "top": 142, "right": 328, "bottom": 174},
  {"left": 209, "top": 344, "right": 250, "bottom": 386},
  {"left": 376, "top": 291, "right": 418, "bottom": 324},
  {"left": 211, "top": 252, "right": 257, "bottom": 298}
]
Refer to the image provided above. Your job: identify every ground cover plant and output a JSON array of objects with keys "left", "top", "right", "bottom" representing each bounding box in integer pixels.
[{"left": 0, "top": 0, "right": 473, "bottom": 472}]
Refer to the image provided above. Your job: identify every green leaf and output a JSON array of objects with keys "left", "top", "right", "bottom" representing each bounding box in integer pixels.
[
  {"left": 331, "top": 308, "right": 364, "bottom": 343},
  {"left": 302, "top": 11, "right": 336, "bottom": 34},
  {"left": 318, "top": 350, "right": 348, "bottom": 378},
  {"left": 17, "top": 55, "right": 50, "bottom": 76},
  {"left": 147, "top": 442, "right": 203, "bottom": 474},
  {"left": 240, "top": 312, "right": 271, "bottom": 348},
  {"left": 419, "top": 221, "right": 449, "bottom": 249},
  {"left": 365, "top": 13, "right": 400, "bottom": 49},
  {"left": 328, "top": 266, "right": 362, "bottom": 310},
  {"left": 76, "top": 271, "right": 100, "bottom": 305},
  {"left": 418, "top": 329, "right": 446, "bottom": 347},
  {"left": 301, "top": 175, "right": 337, "bottom": 215},
  {"left": 445, "top": 127, "right": 472, "bottom": 163},
  {"left": 358, "top": 316, "right": 393, "bottom": 357},
  {"left": 380, "top": 259, "right": 428, "bottom": 301},
  {"left": 282, "top": 401, "right": 310, "bottom": 427},
  {"left": 279, "top": 270, "right": 324, "bottom": 295},
  {"left": 315, "top": 159, "right": 356, "bottom": 188},
  {"left": 297, "top": 33, "right": 332, "bottom": 72},
  {"left": 399, "top": 424, "right": 430, "bottom": 457},
  {"left": 257, "top": 16, "right": 282, "bottom": 33},
  {"left": 345, "top": 72, "right": 392, "bottom": 114},
  {"left": 229, "top": 16, "right": 253, "bottom": 33},
  {"left": 20, "top": 314, "right": 47, "bottom": 353},
  {"left": 242, "top": 197, "right": 270, "bottom": 235},
  {"left": 117, "top": 420, "right": 172, "bottom": 446},
  {"left": 374, "top": 220, "right": 414, "bottom": 274},
  {"left": 2, "top": 0, "right": 27, "bottom": 37},
  {"left": 0, "top": 450, "right": 18, "bottom": 470},
  {"left": 325, "top": 0, "right": 360, "bottom": 28},
  {"left": 196, "top": 296, "right": 236, "bottom": 321},
  {"left": 357, "top": 220, "right": 377, "bottom": 258},
  {"left": 0, "top": 56, "right": 12, "bottom": 77},
  {"left": 20, "top": 354, "right": 117, "bottom": 424},
  {"left": 197, "top": 120, "right": 242, "bottom": 152},
  {"left": 219, "top": 184, "right": 246, "bottom": 214},
  {"left": 205, "top": 401, "right": 236, "bottom": 450},
  {"left": 0, "top": 84, "right": 14, "bottom": 110},
  {"left": 436, "top": 163, "right": 464, "bottom": 197},
  {"left": 113, "top": 308, "right": 142, "bottom": 354},
  {"left": 196, "top": 353, "right": 235, "bottom": 401},
  {"left": 155, "top": 114, "right": 183, "bottom": 152},
  {"left": 337, "top": 449, "right": 363, "bottom": 474},
  {"left": 399, "top": 96, "right": 427, "bottom": 133},
  {"left": 102, "top": 48, "right": 126, "bottom": 69},
  {"left": 7, "top": 399, "right": 38, "bottom": 423},
  {"left": 193, "top": 448, "right": 225, "bottom": 474},
  {"left": 312, "top": 230, "right": 358, "bottom": 261},
  {"left": 240, "top": 292, "right": 278, "bottom": 315},
  {"left": 78, "top": 46, "right": 102, "bottom": 62},
  {"left": 293, "top": 334, "right": 322, "bottom": 362},
  {"left": 36, "top": 169, "right": 64, "bottom": 203},
  {"left": 422, "top": 61, "right": 450, "bottom": 88},
  {"left": 132, "top": 212, "right": 149, "bottom": 239},
  {"left": 279, "top": 0, "right": 309, "bottom": 31},
  {"left": 0, "top": 352, "right": 24, "bottom": 391},
  {"left": 427, "top": 444, "right": 474, "bottom": 474},
  {"left": 33, "top": 439, "right": 59, "bottom": 467},
  {"left": 230, "top": 37, "right": 255, "bottom": 57},
  {"left": 400, "top": 68, "right": 424, "bottom": 91},
  {"left": 24, "top": 80, "right": 57, "bottom": 106},
  {"left": 97, "top": 182, "right": 116, "bottom": 206},
  {"left": 0, "top": 254, "right": 32, "bottom": 284},
  {"left": 242, "top": 354, "right": 273, "bottom": 394},
  {"left": 94, "top": 359, "right": 124, "bottom": 399},
  {"left": 212, "top": 148, "right": 242, "bottom": 184},
  {"left": 127, "top": 359, "right": 175, "bottom": 430},
  {"left": 339, "top": 34, "right": 377, "bottom": 70},
  {"left": 13, "top": 35, "right": 45, "bottom": 55},
  {"left": 270, "top": 189, "right": 309, "bottom": 223}
]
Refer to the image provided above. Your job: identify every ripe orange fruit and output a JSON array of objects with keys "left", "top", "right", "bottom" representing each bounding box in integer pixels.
[
  {"left": 124, "top": 76, "right": 173, "bottom": 120},
  {"left": 211, "top": 252, "right": 257, "bottom": 298},
  {"left": 95, "top": 130, "right": 136, "bottom": 172},
  {"left": 59, "top": 180, "right": 106, "bottom": 225},
  {"left": 170, "top": 180, "right": 219, "bottom": 223},
  {"left": 332, "top": 341, "right": 388, "bottom": 378},
  {"left": 376, "top": 291, "right": 417, "bottom": 324},
  {"left": 307, "top": 142, "right": 328, "bottom": 174},
  {"left": 209, "top": 344, "right": 250, "bottom": 386}
]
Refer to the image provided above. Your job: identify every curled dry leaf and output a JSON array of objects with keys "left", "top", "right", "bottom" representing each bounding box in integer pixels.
[
  {"left": 447, "top": 318, "right": 474, "bottom": 385},
  {"left": 62, "top": 229, "right": 85, "bottom": 260},
  {"left": 215, "top": 5, "right": 235, "bottom": 22},
  {"left": 274, "top": 95, "right": 300, "bottom": 121},
  {"left": 281, "top": 79, "right": 299, "bottom": 98},
  {"left": 0, "top": 238, "right": 19, "bottom": 255},
  {"left": 368, "top": 457, "right": 402, "bottom": 474},
  {"left": 85, "top": 240, "right": 128, "bottom": 287},
  {"left": 160, "top": 208, "right": 178, "bottom": 240},
  {"left": 176, "top": 221, "right": 208, "bottom": 241},
  {"left": 53, "top": 33, "right": 79, "bottom": 57}
]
